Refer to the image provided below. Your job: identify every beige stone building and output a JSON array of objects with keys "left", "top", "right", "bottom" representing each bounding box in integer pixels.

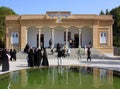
[{"left": 5, "top": 11, "right": 114, "bottom": 54}]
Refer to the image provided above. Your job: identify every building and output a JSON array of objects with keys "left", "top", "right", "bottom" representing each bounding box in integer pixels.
[{"left": 5, "top": 11, "right": 114, "bottom": 54}]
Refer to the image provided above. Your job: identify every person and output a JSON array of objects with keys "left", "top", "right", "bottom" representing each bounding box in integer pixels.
[
  {"left": 57, "top": 49, "right": 62, "bottom": 65},
  {"left": 87, "top": 47, "right": 91, "bottom": 61},
  {"left": 62, "top": 45, "right": 67, "bottom": 58},
  {"left": 36, "top": 49, "right": 42, "bottom": 67},
  {"left": 88, "top": 41, "right": 92, "bottom": 48},
  {"left": 34, "top": 48, "right": 37, "bottom": 66},
  {"left": 24, "top": 43, "right": 30, "bottom": 53},
  {"left": 40, "top": 42, "right": 44, "bottom": 51},
  {"left": 42, "top": 48, "right": 49, "bottom": 66},
  {"left": 12, "top": 49, "right": 17, "bottom": 61},
  {"left": 28, "top": 48, "right": 34, "bottom": 67},
  {"left": 1, "top": 48, "right": 9, "bottom": 71},
  {"left": 69, "top": 39, "right": 72, "bottom": 48},
  {"left": 67, "top": 47, "right": 71, "bottom": 56},
  {"left": 56, "top": 42, "right": 60, "bottom": 52},
  {"left": 61, "top": 49, "right": 65, "bottom": 58},
  {"left": 51, "top": 48, "right": 54, "bottom": 55},
  {"left": 49, "top": 38, "right": 52, "bottom": 48}
]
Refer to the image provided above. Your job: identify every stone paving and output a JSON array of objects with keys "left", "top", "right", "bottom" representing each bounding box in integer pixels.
[{"left": 0, "top": 56, "right": 120, "bottom": 74}]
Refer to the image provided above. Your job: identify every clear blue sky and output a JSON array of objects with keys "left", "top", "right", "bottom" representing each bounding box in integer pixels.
[{"left": 0, "top": 0, "right": 120, "bottom": 15}]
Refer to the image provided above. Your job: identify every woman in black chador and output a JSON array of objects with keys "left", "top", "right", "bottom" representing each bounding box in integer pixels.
[
  {"left": 24, "top": 43, "right": 30, "bottom": 53},
  {"left": 12, "top": 49, "right": 17, "bottom": 61},
  {"left": 28, "top": 48, "right": 34, "bottom": 67},
  {"left": 42, "top": 48, "right": 49, "bottom": 66},
  {"left": 36, "top": 49, "right": 42, "bottom": 67},
  {"left": 34, "top": 48, "right": 37, "bottom": 66},
  {"left": 87, "top": 47, "right": 91, "bottom": 61},
  {"left": 1, "top": 49, "right": 9, "bottom": 71}
]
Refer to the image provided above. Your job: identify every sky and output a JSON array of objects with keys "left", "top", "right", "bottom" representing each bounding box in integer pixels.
[{"left": 0, "top": 0, "right": 120, "bottom": 15}]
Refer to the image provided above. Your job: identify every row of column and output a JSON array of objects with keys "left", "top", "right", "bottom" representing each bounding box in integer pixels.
[
  {"left": 25, "top": 28, "right": 82, "bottom": 49},
  {"left": 37, "top": 28, "right": 55, "bottom": 49}
]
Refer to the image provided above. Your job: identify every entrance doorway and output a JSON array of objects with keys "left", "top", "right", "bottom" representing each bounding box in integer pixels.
[
  {"left": 74, "top": 34, "right": 79, "bottom": 48},
  {"left": 37, "top": 34, "right": 44, "bottom": 48}
]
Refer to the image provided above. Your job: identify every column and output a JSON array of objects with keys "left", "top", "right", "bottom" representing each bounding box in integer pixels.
[
  {"left": 93, "top": 20, "right": 98, "bottom": 48},
  {"left": 79, "top": 29, "right": 81, "bottom": 48},
  {"left": 20, "top": 26, "right": 27, "bottom": 51},
  {"left": 6, "top": 27, "right": 9, "bottom": 49},
  {"left": 93, "top": 25, "right": 97, "bottom": 48},
  {"left": 38, "top": 29, "right": 41, "bottom": 49},
  {"left": 110, "top": 25, "right": 113, "bottom": 47},
  {"left": 66, "top": 28, "right": 68, "bottom": 46},
  {"left": 25, "top": 29, "right": 28, "bottom": 45},
  {"left": 52, "top": 28, "right": 54, "bottom": 48}
]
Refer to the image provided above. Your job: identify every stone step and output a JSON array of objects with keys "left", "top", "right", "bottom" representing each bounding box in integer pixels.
[{"left": 16, "top": 48, "right": 109, "bottom": 60}]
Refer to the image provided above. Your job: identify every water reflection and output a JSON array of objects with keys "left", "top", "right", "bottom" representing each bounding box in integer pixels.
[
  {"left": 57, "top": 66, "right": 64, "bottom": 85},
  {"left": 93, "top": 68, "right": 113, "bottom": 89},
  {"left": 0, "top": 66, "right": 120, "bottom": 89},
  {"left": 10, "top": 71, "right": 20, "bottom": 83},
  {"left": 21, "top": 70, "right": 28, "bottom": 87}
]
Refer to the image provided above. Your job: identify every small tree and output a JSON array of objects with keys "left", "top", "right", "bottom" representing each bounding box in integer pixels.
[
  {"left": 99, "top": 10, "right": 104, "bottom": 15},
  {"left": 105, "top": 9, "right": 110, "bottom": 15}
]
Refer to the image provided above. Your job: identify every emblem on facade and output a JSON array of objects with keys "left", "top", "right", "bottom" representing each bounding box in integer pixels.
[
  {"left": 56, "top": 12, "right": 62, "bottom": 23},
  {"left": 47, "top": 11, "right": 71, "bottom": 23}
]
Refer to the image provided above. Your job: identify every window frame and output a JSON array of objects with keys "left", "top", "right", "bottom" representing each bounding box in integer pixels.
[
  {"left": 11, "top": 32, "right": 19, "bottom": 45},
  {"left": 100, "top": 31, "right": 108, "bottom": 45}
]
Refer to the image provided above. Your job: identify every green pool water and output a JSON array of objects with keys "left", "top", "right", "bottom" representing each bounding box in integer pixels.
[{"left": 0, "top": 66, "right": 120, "bottom": 89}]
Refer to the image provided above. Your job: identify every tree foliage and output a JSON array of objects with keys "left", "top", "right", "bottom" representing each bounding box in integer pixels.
[
  {"left": 99, "top": 10, "right": 105, "bottom": 15},
  {"left": 99, "top": 9, "right": 110, "bottom": 15},
  {"left": 110, "top": 6, "right": 120, "bottom": 47},
  {"left": 105, "top": 9, "right": 110, "bottom": 15},
  {"left": 0, "top": 6, "right": 16, "bottom": 47}
]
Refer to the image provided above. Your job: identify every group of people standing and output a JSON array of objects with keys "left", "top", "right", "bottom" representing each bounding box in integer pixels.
[
  {"left": 56, "top": 43, "right": 71, "bottom": 57},
  {"left": 27, "top": 48, "right": 49, "bottom": 67},
  {"left": 56, "top": 43, "right": 71, "bottom": 65},
  {"left": 10, "top": 49, "right": 17, "bottom": 61}
]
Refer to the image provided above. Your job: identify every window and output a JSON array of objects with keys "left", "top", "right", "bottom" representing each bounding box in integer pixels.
[
  {"left": 100, "top": 32, "right": 107, "bottom": 44},
  {"left": 11, "top": 32, "right": 19, "bottom": 45}
]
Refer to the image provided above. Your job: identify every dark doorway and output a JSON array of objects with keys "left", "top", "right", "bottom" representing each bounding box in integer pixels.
[
  {"left": 37, "top": 34, "right": 44, "bottom": 48},
  {"left": 74, "top": 34, "right": 79, "bottom": 48}
]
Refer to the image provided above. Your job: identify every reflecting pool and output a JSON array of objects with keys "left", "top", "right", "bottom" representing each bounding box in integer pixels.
[{"left": 0, "top": 66, "right": 120, "bottom": 89}]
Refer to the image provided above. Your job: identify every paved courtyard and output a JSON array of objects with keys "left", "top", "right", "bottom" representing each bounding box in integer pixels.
[{"left": 0, "top": 56, "right": 120, "bottom": 74}]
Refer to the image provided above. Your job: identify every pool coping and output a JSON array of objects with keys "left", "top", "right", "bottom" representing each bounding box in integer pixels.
[{"left": 0, "top": 58, "right": 120, "bottom": 75}]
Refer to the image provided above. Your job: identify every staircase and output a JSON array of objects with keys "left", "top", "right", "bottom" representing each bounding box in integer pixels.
[
  {"left": 16, "top": 51, "right": 28, "bottom": 59},
  {"left": 90, "top": 48, "right": 109, "bottom": 59},
  {"left": 46, "top": 48, "right": 109, "bottom": 59},
  {"left": 16, "top": 48, "right": 109, "bottom": 60}
]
